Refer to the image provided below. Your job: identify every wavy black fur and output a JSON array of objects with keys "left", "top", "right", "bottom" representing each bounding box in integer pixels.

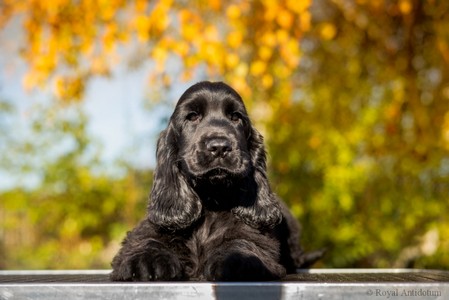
[{"left": 111, "top": 81, "right": 322, "bottom": 281}]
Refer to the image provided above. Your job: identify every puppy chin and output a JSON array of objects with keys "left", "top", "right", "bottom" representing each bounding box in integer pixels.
[
  {"left": 205, "top": 168, "right": 229, "bottom": 180},
  {"left": 185, "top": 164, "right": 250, "bottom": 187},
  {"left": 203, "top": 168, "right": 238, "bottom": 186}
]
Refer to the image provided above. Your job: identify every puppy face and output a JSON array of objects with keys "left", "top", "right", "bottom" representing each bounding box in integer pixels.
[{"left": 172, "top": 82, "right": 252, "bottom": 183}]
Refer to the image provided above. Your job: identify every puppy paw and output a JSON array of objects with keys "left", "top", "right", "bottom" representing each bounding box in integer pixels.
[
  {"left": 205, "top": 252, "right": 285, "bottom": 281},
  {"left": 111, "top": 250, "right": 185, "bottom": 281}
]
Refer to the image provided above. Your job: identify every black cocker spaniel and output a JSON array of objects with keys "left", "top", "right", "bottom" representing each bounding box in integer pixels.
[{"left": 111, "top": 81, "right": 322, "bottom": 281}]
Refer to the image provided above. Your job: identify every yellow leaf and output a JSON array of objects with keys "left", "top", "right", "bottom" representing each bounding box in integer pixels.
[
  {"left": 300, "top": 10, "right": 311, "bottom": 32},
  {"left": 399, "top": 0, "right": 412, "bottom": 15},
  {"left": 259, "top": 46, "right": 272, "bottom": 61},
  {"left": 320, "top": 22, "right": 337, "bottom": 40},
  {"left": 135, "top": 15, "right": 151, "bottom": 41},
  {"left": 286, "top": 0, "right": 311, "bottom": 14},
  {"left": 181, "top": 23, "right": 198, "bottom": 42},
  {"left": 226, "top": 4, "right": 241, "bottom": 19},
  {"left": 153, "top": 10, "right": 169, "bottom": 33},
  {"left": 100, "top": 1, "right": 116, "bottom": 22},
  {"left": 204, "top": 25, "right": 219, "bottom": 42},
  {"left": 227, "top": 31, "right": 243, "bottom": 49},
  {"left": 173, "top": 41, "right": 190, "bottom": 57},
  {"left": 276, "top": 29, "right": 289, "bottom": 43},
  {"left": 250, "top": 60, "right": 267, "bottom": 76},
  {"left": 263, "top": 1, "right": 279, "bottom": 22},
  {"left": 152, "top": 46, "right": 168, "bottom": 71},
  {"left": 235, "top": 62, "right": 249, "bottom": 78},
  {"left": 134, "top": 0, "right": 147, "bottom": 13},
  {"left": 34, "top": 54, "right": 56, "bottom": 74},
  {"left": 103, "top": 23, "right": 119, "bottom": 52},
  {"left": 277, "top": 9, "right": 293, "bottom": 29},
  {"left": 54, "top": 76, "right": 84, "bottom": 101},
  {"left": 207, "top": 0, "right": 221, "bottom": 11},
  {"left": 225, "top": 53, "right": 239, "bottom": 69},
  {"left": 262, "top": 74, "right": 273, "bottom": 88},
  {"left": 261, "top": 32, "right": 277, "bottom": 47}
]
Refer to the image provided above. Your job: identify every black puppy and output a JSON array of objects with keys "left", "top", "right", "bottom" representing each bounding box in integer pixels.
[{"left": 111, "top": 81, "right": 321, "bottom": 281}]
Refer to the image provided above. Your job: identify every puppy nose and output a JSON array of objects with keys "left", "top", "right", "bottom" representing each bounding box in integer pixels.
[{"left": 206, "top": 138, "right": 232, "bottom": 157}]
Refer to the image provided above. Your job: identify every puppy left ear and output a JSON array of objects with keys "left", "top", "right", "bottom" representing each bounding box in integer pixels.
[
  {"left": 232, "top": 127, "right": 282, "bottom": 228},
  {"left": 147, "top": 124, "right": 202, "bottom": 231}
]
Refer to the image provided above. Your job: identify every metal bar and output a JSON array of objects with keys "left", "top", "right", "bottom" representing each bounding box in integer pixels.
[{"left": 1, "top": 269, "right": 449, "bottom": 300}]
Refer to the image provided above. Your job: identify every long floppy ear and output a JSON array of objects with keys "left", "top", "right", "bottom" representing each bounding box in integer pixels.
[
  {"left": 147, "top": 124, "right": 202, "bottom": 231},
  {"left": 232, "top": 127, "right": 282, "bottom": 229}
]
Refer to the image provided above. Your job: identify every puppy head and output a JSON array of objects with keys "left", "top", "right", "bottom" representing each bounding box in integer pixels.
[
  {"left": 172, "top": 81, "right": 252, "bottom": 184},
  {"left": 148, "top": 81, "right": 281, "bottom": 230}
]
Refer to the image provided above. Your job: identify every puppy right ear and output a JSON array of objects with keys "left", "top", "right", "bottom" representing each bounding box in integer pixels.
[
  {"left": 232, "top": 128, "right": 282, "bottom": 229},
  {"left": 147, "top": 124, "right": 202, "bottom": 231}
]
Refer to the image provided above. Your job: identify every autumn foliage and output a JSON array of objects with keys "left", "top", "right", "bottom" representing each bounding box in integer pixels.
[
  {"left": 1, "top": 0, "right": 449, "bottom": 269},
  {"left": 1, "top": 0, "right": 311, "bottom": 102}
]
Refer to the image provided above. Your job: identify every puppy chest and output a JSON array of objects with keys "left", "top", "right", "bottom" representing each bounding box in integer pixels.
[{"left": 185, "top": 213, "right": 240, "bottom": 260}]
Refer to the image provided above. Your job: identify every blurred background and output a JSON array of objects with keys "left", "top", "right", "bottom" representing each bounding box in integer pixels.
[{"left": 0, "top": 0, "right": 448, "bottom": 270}]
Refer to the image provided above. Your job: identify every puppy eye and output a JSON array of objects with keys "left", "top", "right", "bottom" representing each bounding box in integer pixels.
[
  {"left": 230, "top": 112, "right": 242, "bottom": 122},
  {"left": 186, "top": 112, "right": 201, "bottom": 122}
]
